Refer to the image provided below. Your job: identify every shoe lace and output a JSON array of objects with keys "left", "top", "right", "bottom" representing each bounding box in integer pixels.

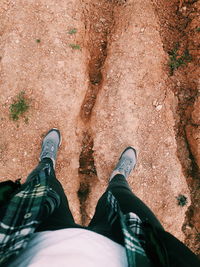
[
  {"left": 118, "top": 158, "right": 133, "bottom": 174},
  {"left": 41, "top": 140, "right": 55, "bottom": 157}
]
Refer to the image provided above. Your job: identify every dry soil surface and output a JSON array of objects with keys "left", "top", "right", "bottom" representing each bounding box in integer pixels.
[{"left": 0, "top": 0, "right": 199, "bottom": 256}]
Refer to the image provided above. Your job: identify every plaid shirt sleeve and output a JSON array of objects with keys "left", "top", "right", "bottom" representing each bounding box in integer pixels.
[{"left": 0, "top": 163, "right": 60, "bottom": 265}]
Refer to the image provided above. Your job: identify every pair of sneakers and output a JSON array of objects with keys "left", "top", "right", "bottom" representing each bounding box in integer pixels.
[{"left": 39, "top": 129, "right": 137, "bottom": 180}]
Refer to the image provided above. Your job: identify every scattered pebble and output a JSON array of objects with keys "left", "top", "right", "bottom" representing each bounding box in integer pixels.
[
  {"left": 95, "top": 23, "right": 101, "bottom": 28},
  {"left": 153, "top": 100, "right": 163, "bottom": 111},
  {"left": 100, "top": 18, "right": 106, "bottom": 23},
  {"left": 156, "top": 104, "right": 163, "bottom": 111},
  {"left": 153, "top": 100, "right": 158, "bottom": 107}
]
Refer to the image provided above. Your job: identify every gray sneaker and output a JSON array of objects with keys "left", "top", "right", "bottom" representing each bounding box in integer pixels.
[
  {"left": 39, "top": 128, "right": 61, "bottom": 168},
  {"left": 109, "top": 147, "right": 137, "bottom": 181}
]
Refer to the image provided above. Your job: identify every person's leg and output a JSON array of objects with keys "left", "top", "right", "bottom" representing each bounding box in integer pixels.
[
  {"left": 108, "top": 174, "right": 164, "bottom": 229},
  {"left": 88, "top": 147, "right": 163, "bottom": 244},
  {"left": 28, "top": 129, "right": 82, "bottom": 231},
  {"left": 29, "top": 158, "right": 81, "bottom": 231},
  {"left": 88, "top": 174, "right": 163, "bottom": 244}
]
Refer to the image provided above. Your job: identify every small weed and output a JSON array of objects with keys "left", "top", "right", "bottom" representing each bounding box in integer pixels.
[
  {"left": 168, "top": 43, "right": 192, "bottom": 75},
  {"left": 68, "top": 28, "right": 77, "bottom": 35},
  {"left": 69, "top": 44, "right": 81, "bottom": 50},
  {"left": 10, "top": 91, "right": 29, "bottom": 121},
  {"left": 196, "top": 27, "right": 200, "bottom": 32},
  {"left": 36, "top": 39, "right": 41, "bottom": 43},
  {"left": 176, "top": 194, "right": 188, "bottom": 207}
]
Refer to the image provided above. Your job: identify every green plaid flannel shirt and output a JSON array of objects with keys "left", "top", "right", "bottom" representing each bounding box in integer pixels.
[{"left": 0, "top": 163, "right": 151, "bottom": 266}]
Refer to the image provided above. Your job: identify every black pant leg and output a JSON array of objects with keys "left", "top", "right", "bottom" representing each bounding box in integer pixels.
[
  {"left": 108, "top": 174, "right": 164, "bottom": 229},
  {"left": 88, "top": 174, "right": 163, "bottom": 244},
  {"left": 27, "top": 158, "right": 81, "bottom": 231}
]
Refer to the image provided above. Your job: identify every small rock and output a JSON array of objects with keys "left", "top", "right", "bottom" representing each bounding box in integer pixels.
[
  {"left": 153, "top": 100, "right": 158, "bottom": 107},
  {"left": 95, "top": 23, "right": 101, "bottom": 28},
  {"left": 156, "top": 104, "right": 163, "bottom": 111},
  {"left": 100, "top": 18, "right": 106, "bottom": 23},
  {"left": 140, "top": 28, "right": 145, "bottom": 33}
]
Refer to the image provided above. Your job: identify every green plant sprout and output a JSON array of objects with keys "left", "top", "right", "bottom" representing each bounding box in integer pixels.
[
  {"left": 69, "top": 44, "right": 81, "bottom": 50},
  {"left": 68, "top": 28, "right": 77, "bottom": 35},
  {"left": 168, "top": 43, "right": 192, "bottom": 75},
  {"left": 10, "top": 91, "right": 29, "bottom": 121},
  {"left": 176, "top": 194, "right": 188, "bottom": 207}
]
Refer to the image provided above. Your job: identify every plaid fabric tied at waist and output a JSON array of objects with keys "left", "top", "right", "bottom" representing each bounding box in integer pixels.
[
  {"left": 0, "top": 165, "right": 151, "bottom": 266},
  {"left": 0, "top": 164, "right": 60, "bottom": 265},
  {"left": 107, "top": 191, "right": 151, "bottom": 267}
]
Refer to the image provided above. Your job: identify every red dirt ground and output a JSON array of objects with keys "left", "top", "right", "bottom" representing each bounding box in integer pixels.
[{"left": 0, "top": 0, "right": 199, "bottom": 256}]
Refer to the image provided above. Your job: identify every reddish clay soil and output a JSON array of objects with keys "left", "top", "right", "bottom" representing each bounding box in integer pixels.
[{"left": 0, "top": 0, "right": 199, "bottom": 256}]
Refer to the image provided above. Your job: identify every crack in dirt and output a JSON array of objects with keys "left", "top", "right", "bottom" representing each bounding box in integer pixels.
[
  {"left": 77, "top": 0, "right": 117, "bottom": 224},
  {"left": 80, "top": 1, "right": 115, "bottom": 121},
  {"left": 79, "top": 131, "right": 97, "bottom": 175},
  {"left": 77, "top": 131, "right": 96, "bottom": 224}
]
